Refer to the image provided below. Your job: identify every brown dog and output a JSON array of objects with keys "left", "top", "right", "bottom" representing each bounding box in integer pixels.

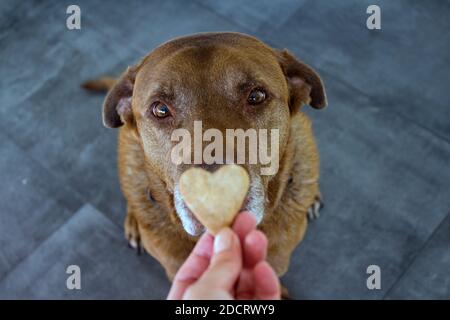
[{"left": 84, "top": 32, "right": 326, "bottom": 284}]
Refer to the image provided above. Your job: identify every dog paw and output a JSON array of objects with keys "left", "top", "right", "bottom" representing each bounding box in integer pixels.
[
  {"left": 125, "top": 214, "right": 142, "bottom": 255},
  {"left": 307, "top": 196, "right": 323, "bottom": 221}
]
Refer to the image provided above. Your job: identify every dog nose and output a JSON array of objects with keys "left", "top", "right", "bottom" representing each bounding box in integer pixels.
[{"left": 195, "top": 163, "right": 222, "bottom": 173}]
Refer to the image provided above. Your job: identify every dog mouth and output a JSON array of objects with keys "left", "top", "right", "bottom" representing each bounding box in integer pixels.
[
  {"left": 173, "top": 183, "right": 264, "bottom": 237},
  {"left": 176, "top": 199, "right": 206, "bottom": 236}
]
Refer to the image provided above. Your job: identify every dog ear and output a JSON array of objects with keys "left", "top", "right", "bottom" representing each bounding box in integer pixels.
[
  {"left": 276, "top": 49, "right": 327, "bottom": 110},
  {"left": 102, "top": 66, "right": 137, "bottom": 128}
]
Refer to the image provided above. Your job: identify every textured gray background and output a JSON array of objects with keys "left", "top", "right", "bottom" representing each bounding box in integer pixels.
[{"left": 0, "top": 0, "right": 449, "bottom": 299}]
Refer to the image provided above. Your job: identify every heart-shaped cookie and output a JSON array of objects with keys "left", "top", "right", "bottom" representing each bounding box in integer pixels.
[{"left": 179, "top": 164, "right": 250, "bottom": 235}]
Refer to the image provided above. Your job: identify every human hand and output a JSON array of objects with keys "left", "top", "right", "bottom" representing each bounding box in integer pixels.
[{"left": 167, "top": 211, "right": 280, "bottom": 300}]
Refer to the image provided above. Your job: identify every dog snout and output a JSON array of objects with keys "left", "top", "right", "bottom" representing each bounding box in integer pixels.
[{"left": 194, "top": 163, "right": 222, "bottom": 173}]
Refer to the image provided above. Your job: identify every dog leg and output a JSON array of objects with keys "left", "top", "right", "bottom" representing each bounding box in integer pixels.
[
  {"left": 307, "top": 194, "right": 323, "bottom": 221},
  {"left": 124, "top": 209, "right": 142, "bottom": 255}
]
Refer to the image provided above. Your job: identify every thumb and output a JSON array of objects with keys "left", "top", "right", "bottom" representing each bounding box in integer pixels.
[{"left": 185, "top": 228, "right": 242, "bottom": 299}]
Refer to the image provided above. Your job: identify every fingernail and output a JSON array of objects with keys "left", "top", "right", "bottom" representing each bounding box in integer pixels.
[{"left": 214, "top": 228, "right": 233, "bottom": 253}]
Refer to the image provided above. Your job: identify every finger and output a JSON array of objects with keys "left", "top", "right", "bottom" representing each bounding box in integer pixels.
[
  {"left": 253, "top": 261, "right": 281, "bottom": 300},
  {"left": 167, "top": 232, "right": 214, "bottom": 300},
  {"left": 189, "top": 228, "right": 242, "bottom": 297},
  {"left": 232, "top": 211, "right": 257, "bottom": 244},
  {"left": 243, "top": 230, "right": 267, "bottom": 268},
  {"left": 235, "top": 230, "right": 268, "bottom": 299},
  {"left": 235, "top": 269, "right": 254, "bottom": 299}
]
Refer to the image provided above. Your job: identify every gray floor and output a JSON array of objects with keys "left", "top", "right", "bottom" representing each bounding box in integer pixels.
[{"left": 0, "top": 0, "right": 449, "bottom": 299}]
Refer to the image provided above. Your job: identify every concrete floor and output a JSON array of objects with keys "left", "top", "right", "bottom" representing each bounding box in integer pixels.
[{"left": 0, "top": 0, "right": 449, "bottom": 299}]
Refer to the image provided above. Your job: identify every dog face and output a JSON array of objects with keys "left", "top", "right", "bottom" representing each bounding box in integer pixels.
[{"left": 103, "top": 33, "right": 326, "bottom": 236}]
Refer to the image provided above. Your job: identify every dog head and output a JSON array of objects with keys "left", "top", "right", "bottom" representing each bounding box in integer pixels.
[{"left": 102, "top": 33, "right": 326, "bottom": 236}]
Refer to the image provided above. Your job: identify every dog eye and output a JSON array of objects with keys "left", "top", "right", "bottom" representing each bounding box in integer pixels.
[
  {"left": 247, "top": 88, "right": 266, "bottom": 105},
  {"left": 152, "top": 102, "right": 171, "bottom": 118}
]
